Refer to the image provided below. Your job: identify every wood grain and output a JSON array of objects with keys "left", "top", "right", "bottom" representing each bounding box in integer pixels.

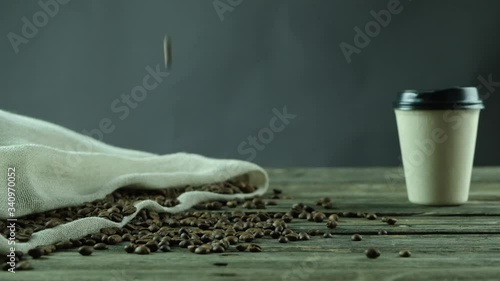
[{"left": 6, "top": 167, "right": 500, "bottom": 281}]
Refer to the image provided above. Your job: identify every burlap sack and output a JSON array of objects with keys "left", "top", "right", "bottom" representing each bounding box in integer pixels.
[{"left": 0, "top": 110, "right": 268, "bottom": 253}]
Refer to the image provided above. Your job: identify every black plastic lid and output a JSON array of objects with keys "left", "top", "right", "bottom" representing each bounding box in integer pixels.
[{"left": 393, "top": 87, "right": 485, "bottom": 110}]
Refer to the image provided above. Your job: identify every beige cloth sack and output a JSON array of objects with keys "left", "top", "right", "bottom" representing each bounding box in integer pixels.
[{"left": 0, "top": 110, "right": 268, "bottom": 253}]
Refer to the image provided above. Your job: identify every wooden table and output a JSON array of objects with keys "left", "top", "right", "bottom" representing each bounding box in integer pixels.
[{"left": 8, "top": 167, "right": 500, "bottom": 281}]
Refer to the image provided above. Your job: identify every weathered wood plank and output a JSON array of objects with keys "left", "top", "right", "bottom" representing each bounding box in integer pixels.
[
  {"left": 9, "top": 234, "right": 500, "bottom": 281},
  {"left": 5, "top": 167, "right": 500, "bottom": 281}
]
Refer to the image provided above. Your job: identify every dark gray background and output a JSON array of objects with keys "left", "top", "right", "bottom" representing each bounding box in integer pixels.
[{"left": 1, "top": 0, "right": 499, "bottom": 167}]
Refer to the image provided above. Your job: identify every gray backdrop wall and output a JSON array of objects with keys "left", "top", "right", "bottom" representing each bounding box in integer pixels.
[{"left": 1, "top": 0, "right": 499, "bottom": 167}]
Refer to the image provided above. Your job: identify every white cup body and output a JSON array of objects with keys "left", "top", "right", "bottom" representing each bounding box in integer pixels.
[{"left": 394, "top": 109, "right": 480, "bottom": 205}]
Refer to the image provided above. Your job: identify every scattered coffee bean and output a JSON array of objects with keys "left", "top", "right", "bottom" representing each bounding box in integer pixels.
[
  {"left": 124, "top": 243, "right": 135, "bottom": 253},
  {"left": 236, "top": 244, "right": 248, "bottom": 252},
  {"left": 27, "top": 248, "right": 43, "bottom": 259},
  {"left": 328, "top": 214, "right": 339, "bottom": 221},
  {"left": 351, "top": 234, "right": 362, "bottom": 241},
  {"left": 134, "top": 245, "right": 151, "bottom": 255},
  {"left": 94, "top": 243, "right": 108, "bottom": 250},
  {"left": 159, "top": 245, "right": 171, "bottom": 252},
  {"left": 322, "top": 232, "right": 333, "bottom": 238},
  {"left": 326, "top": 220, "right": 337, "bottom": 229},
  {"left": 378, "top": 230, "right": 388, "bottom": 235},
  {"left": 399, "top": 250, "right": 411, "bottom": 257},
  {"left": 387, "top": 218, "right": 398, "bottom": 225},
  {"left": 15, "top": 261, "right": 32, "bottom": 271},
  {"left": 248, "top": 244, "right": 262, "bottom": 252},
  {"left": 278, "top": 236, "right": 289, "bottom": 243},
  {"left": 365, "top": 248, "right": 380, "bottom": 259},
  {"left": 313, "top": 212, "right": 326, "bottom": 223},
  {"left": 365, "top": 213, "right": 377, "bottom": 220},
  {"left": 298, "top": 232, "right": 310, "bottom": 241},
  {"left": 195, "top": 247, "right": 210, "bottom": 255},
  {"left": 78, "top": 246, "right": 93, "bottom": 256},
  {"left": 381, "top": 216, "right": 388, "bottom": 222},
  {"left": 145, "top": 241, "right": 159, "bottom": 252}
]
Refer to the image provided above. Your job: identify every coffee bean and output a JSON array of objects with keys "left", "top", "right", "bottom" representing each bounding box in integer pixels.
[
  {"left": 399, "top": 250, "right": 411, "bottom": 257},
  {"left": 387, "top": 218, "right": 398, "bottom": 225},
  {"left": 298, "top": 232, "right": 311, "bottom": 241},
  {"left": 278, "top": 236, "right": 289, "bottom": 243},
  {"left": 78, "top": 246, "right": 93, "bottom": 256},
  {"left": 145, "top": 241, "right": 159, "bottom": 252},
  {"left": 134, "top": 245, "right": 151, "bottom": 255},
  {"left": 286, "top": 233, "right": 299, "bottom": 241},
  {"left": 236, "top": 244, "right": 248, "bottom": 252},
  {"left": 187, "top": 245, "right": 197, "bottom": 253},
  {"left": 365, "top": 248, "right": 380, "bottom": 259},
  {"left": 381, "top": 216, "right": 388, "bottom": 222},
  {"left": 322, "top": 232, "right": 333, "bottom": 238},
  {"left": 298, "top": 211, "right": 309, "bottom": 220},
  {"left": 225, "top": 236, "right": 238, "bottom": 245},
  {"left": 94, "top": 243, "right": 108, "bottom": 250},
  {"left": 159, "top": 245, "right": 171, "bottom": 252},
  {"left": 322, "top": 202, "right": 334, "bottom": 209},
  {"left": 211, "top": 244, "right": 225, "bottom": 253},
  {"left": 326, "top": 220, "right": 338, "bottom": 229},
  {"left": 248, "top": 244, "right": 262, "bottom": 252},
  {"left": 15, "top": 261, "right": 32, "bottom": 271},
  {"left": 378, "top": 230, "right": 388, "bottom": 235},
  {"left": 179, "top": 240, "right": 194, "bottom": 248},
  {"left": 342, "top": 212, "right": 357, "bottom": 218},
  {"left": 107, "top": 234, "right": 122, "bottom": 245},
  {"left": 124, "top": 243, "right": 135, "bottom": 253},
  {"left": 83, "top": 239, "right": 97, "bottom": 246},
  {"left": 27, "top": 248, "right": 43, "bottom": 259},
  {"left": 313, "top": 212, "right": 326, "bottom": 223},
  {"left": 282, "top": 215, "right": 293, "bottom": 223},
  {"left": 328, "top": 214, "right": 339, "bottom": 221},
  {"left": 351, "top": 234, "right": 362, "bottom": 241},
  {"left": 366, "top": 213, "right": 377, "bottom": 220},
  {"left": 270, "top": 231, "right": 281, "bottom": 239},
  {"left": 195, "top": 247, "right": 210, "bottom": 255},
  {"left": 239, "top": 233, "right": 254, "bottom": 243},
  {"left": 307, "top": 229, "right": 324, "bottom": 236}
]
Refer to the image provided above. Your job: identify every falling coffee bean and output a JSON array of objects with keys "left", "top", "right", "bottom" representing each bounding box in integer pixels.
[
  {"left": 399, "top": 250, "right": 411, "bottom": 257},
  {"left": 365, "top": 248, "right": 380, "bottom": 259},
  {"left": 351, "top": 234, "right": 362, "bottom": 241},
  {"left": 78, "top": 246, "right": 93, "bottom": 256}
]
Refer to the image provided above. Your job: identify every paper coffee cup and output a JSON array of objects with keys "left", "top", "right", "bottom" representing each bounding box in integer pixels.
[{"left": 393, "top": 87, "right": 484, "bottom": 205}]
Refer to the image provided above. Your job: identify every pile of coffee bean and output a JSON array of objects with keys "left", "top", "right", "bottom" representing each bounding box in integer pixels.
[{"left": 2, "top": 181, "right": 407, "bottom": 271}]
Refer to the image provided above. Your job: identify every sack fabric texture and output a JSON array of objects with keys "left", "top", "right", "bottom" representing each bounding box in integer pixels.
[{"left": 0, "top": 110, "right": 268, "bottom": 253}]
